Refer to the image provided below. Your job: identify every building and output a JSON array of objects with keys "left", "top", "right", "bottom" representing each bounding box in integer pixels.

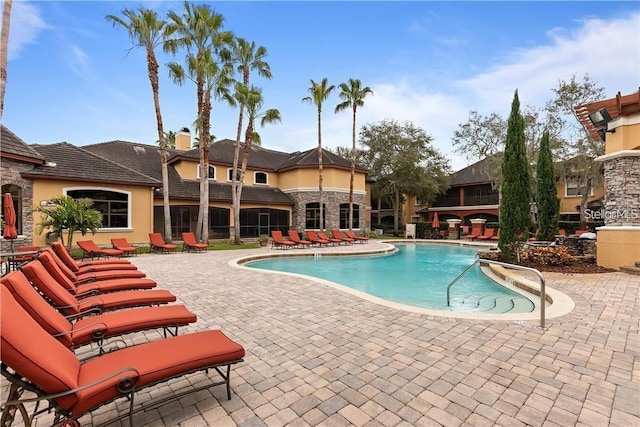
[{"left": 1, "top": 126, "right": 369, "bottom": 248}]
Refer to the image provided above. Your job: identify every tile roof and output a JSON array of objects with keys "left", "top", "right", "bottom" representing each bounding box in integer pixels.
[
  {"left": 575, "top": 90, "right": 640, "bottom": 140},
  {"left": 449, "top": 156, "right": 494, "bottom": 186},
  {"left": 22, "top": 142, "right": 160, "bottom": 186},
  {"left": 0, "top": 125, "right": 45, "bottom": 163}
]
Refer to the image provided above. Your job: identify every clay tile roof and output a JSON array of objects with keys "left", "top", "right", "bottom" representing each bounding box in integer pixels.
[
  {"left": 22, "top": 142, "right": 160, "bottom": 186},
  {"left": 575, "top": 89, "right": 640, "bottom": 140},
  {"left": 0, "top": 125, "right": 45, "bottom": 164}
]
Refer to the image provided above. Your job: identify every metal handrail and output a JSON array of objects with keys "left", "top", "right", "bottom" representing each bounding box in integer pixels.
[{"left": 446, "top": 259, "right": 547, "bottom": 330}]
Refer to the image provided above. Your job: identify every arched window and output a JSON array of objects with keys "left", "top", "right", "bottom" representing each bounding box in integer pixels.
[
  {"left": 305, "top": 203, "right": 325, "bottom": 229},
  {"left": 227, "top": 168, "right": 241, "bottom": 182},
  {"left": 254, "top": 171, "right": 268, "bottom": 185},
  {"left": 1, "top": 184, "right": 22, "bottom": 235},
  {"left": 339, "top": 203, "right": 360, "bottom": 229},
  {"left": 196, "top": 165, "right": 215, "bottom": 180},
  {"left": 66, "top": 188, "right": 130, "bottom": 229}
]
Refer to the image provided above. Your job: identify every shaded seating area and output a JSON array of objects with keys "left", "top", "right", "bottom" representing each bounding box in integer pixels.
[
  {"left": 77, "top": 240, "right": 124, "bottom": 260},
  {"left": 182, "top": 232, "right": 209, "bottom": 252},
  {"left": 149, "top": 233, "right": 178, "bottom": 253},
  {"left": 288, "top": 230, "right": 312, "bottom": 248},
  {"left": 111, "top": 237, "right": 138, "bottom": 256},
  {"left": 344, "top": 230, "right": 369, "bottom": 243},
  {"left": 271, "top": 230, "right": 295, "bottom": 249}
]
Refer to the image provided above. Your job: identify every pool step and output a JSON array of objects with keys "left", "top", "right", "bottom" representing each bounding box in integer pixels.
[{"left": 454, "top": 294, "right": 534, "bottom": 314}]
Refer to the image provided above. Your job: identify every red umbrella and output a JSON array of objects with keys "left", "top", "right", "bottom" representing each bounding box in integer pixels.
[
  {"left": 3, "top": 193, "right": 18, "bottom": 250},
  {"left": 432, "top": 212, "right": 440, "bottom": 229}
]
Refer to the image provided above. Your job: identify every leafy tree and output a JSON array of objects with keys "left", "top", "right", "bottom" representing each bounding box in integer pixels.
[
  {"left": 546, "top": 74, "right": 605, "bottom": 226},
  {"left": 0, "top": 0, "right": 12, "bottom": 119},
  {"left": 31, "top": 195, "right": 102, "bottom": 250},
  {"left": 302, "top": 78, "right": 335, "bottom": 231},
  {"left": 335, "top": 78, "right": 373, "bottom": 230},
  {"left": 536, "top": 130, "right": 560, "bottom": 241},
  {"left": 107, "top": 6, "right": 173, "bottom": 241},
  {"left": 229, "top": 38, "right": 272, "bottom": 244},
  {"left": 498, "top": 91, "right": 532, "bottom": 259},
  {"left": 165, "top": 1, "right": 233, "bottom": 241},
  {"left": 360, "top": 119, "right": 450, "bottom": 235}
]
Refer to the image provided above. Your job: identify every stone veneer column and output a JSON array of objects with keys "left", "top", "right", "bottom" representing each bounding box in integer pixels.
[
  {"left": 595, "top": 151, "right": 640, "bottom": 269},
  {"left": 1, "top": 158, "right": 35, "bottom": 251},
  {"left": 287, "top": 191, "right": 366, "bottom": 232}
]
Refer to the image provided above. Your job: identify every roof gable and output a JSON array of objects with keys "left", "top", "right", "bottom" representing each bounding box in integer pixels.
[{"left": 1, "top": 125, "right": 45, "bottom": 164}]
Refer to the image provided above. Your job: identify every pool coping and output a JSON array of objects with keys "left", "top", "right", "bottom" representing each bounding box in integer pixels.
[{"left": 231, "top": 240, "right": 575, "bottom": 323}]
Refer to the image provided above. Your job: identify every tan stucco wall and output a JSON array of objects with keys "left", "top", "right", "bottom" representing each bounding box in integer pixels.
[
  {"left": 596, "top": 227, "right": 640, "bottom": 270},
  {"left": 279, "top": 168, "right": 366, "bottom": 191},
  {"left": 173, "top": 159, "right": 198, "bottom": 180},
  {"left": 606, "top": 120, "right": 640, "bottom": 154},
  {"left": 557, "top": 182, "right": 605, "bottom": 214},
  {"left": 31, "top": 180, "right": 154, "bottom": 247}
]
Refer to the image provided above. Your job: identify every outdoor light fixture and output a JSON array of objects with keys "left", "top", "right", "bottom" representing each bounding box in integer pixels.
[{"left": 588, "top": 107, "right": 612, "bottom": 128}]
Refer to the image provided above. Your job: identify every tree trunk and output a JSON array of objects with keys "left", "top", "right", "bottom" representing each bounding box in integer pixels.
[
  {"left": 195, "top": 74, "right": 205, "bottom": 241},
  {"left": 393, "top": 187, "right": 400, "bottom": 236},
  {"left": 317, "top": 108, "right": 324, "bottom": 231},
  {"left": 348, "top": 105, "right": 356, "bottom": 230},
  {"left": 0, "top": 0, "right": 12, "bottom": 120},
  {"left": 199, "top": 93, "right": 212, "bottom": 243},
  {"left": 232, "top": 105, "right": 244, "bottom": 244}
]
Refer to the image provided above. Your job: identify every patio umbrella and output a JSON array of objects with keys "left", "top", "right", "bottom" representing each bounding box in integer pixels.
[
  {"left": 3, "top": 193, "right": 18, "bottom": 251},
  {"left": 432, "top": 212, "right": 440, "bottom": 229}
]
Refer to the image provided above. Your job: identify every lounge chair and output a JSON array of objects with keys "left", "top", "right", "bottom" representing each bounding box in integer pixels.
[
  {"left": 464, "top": 229, "right": 482, "bottom": 240},
  {"left": 0, "top": 287, "right": 245, "bottom": 426},
  {"left": 111, "top": 238, "right": 138, "bottom": 256},
  {"left": 21, "top": 261, "right": 177, "bottom": 317},
  {"left": 475, "top": 228, "right": 496, "bottom": 241},
  {"left": 271, "top": 230, "right": 295, "bottom": 249},
  {"left": 7, "top": 245, "right": 40, "bottom": 270},
  {"left": 41, "top": 248, "right": 147, "bottom": 283},
  {"left": 77, "top": 240, "right": 125, "bottom": 260},
  {"left": 182, "top": 232, "right": 209, "bottom": 252},
  {"left": 52, "top": 241, "right": 131, "bottom": 274},
  {"left": 344, "top": 230, "right": 369, "bottom": 243},
  {"left": 1, "top": 271, "right": 196, "bottom": 351},
  {"left": 305, "top": 230, "right": 330, "bottom": 246},
  {"left": 318, "top": 231, "right": 341, "bottom": 246},
  {"left": 149, "top": 232, "right": 178, "bottom": 253},
  {"left": 288, "top": 230, "right": 312, "bottom": 248},
  {"left": 332, "top": 229, "right": 355, "bottom": 244},
  {"left": 558, "top": 229, "right": 567, "bottom": 236},
  {"left": 490, "top": 229, "right": 500, "bottom": 241}
]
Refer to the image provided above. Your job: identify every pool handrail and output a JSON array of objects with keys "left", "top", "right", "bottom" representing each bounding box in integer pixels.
[{"left": 446, "top": 259, "right": 547, "bottom": 330}]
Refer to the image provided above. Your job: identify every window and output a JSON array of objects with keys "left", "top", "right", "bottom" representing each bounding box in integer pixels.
[
  {"left": 1, "top": 184, "right": 22, "bottom": 235},
  {"left": 339, "top": 203, "right": 360, "bottom": 229},
  {"left": 565, "top": 179, "right": 593, "bottom": 197},
  {"left": 66, "top": 189, "right": 129, "bottom": 228},
  {"left": 227, "top": 168, "right": 241, "bottom": 182},
  {"left": 196, "top": 165, "right": 215, "bottom": 180},
  {"left": 305, "top": 203, "right": 325, "bottom": 229},
  {"left": 254, "top": 171, "right": 268, "bottom": 185}
]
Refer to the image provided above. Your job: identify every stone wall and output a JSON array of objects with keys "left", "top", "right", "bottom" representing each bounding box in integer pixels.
[
  {"left": 288, "top": 190, "right": 366, "bottom": 232},
  {"left": 1, "top": 158, "right": 36, "bottom": 250},
  {"left": 603, "top": 156, "right": 640, "bottom": 226}
]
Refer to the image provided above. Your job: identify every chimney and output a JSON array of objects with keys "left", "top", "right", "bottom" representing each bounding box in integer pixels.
[{"left": 175, "top": 127, "right": 192, "bottom": 151}]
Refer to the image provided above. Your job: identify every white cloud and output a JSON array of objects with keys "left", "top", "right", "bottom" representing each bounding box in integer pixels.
[
  {"left": 67, "top": 45, "right": 89, "bottom": 76},
  {"left": 7, "top": 1, "right": 50, "bottom": 61}
]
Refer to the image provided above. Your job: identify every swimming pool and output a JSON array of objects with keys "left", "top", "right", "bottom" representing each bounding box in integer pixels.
[{"left": 246, "top": 243, "right": 535, "bottom": 313}]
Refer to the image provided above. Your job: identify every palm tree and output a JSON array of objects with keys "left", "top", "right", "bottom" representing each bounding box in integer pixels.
[
  {"left": 335, "top": 78, "right": 373, "bottom": 230},
  {"left": 229, "top": 38, "right": 272, "bottom": 244},
  {"left": 165, "top": 2, "right": 233, "bottom": 241},
  {"left": 303, "top": 78, "right": 335, "bottom": 231},
  {"left": 162, "top": 130, "right": 177, "bottom": 148},
  {"left": 31, "top": 195, "right": 102, "bottom": 250},
  {"left": 106, "top": 7, "right": 173, "bottom": 242},
  {"left": 0, "top": 0, "right": 13, "bottom": 120}
]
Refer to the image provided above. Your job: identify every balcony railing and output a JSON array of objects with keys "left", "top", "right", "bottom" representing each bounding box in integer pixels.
[{"left": 463, "top": 194, "right": 499, "bottom": 206}]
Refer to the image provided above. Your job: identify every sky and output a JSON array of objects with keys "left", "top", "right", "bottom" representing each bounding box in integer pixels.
[{"left": 3, "top": 0, "right": 640, "bottom": 171}]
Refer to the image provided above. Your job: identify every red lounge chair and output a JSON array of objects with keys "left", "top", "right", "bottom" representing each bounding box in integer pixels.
[
  {"left": 7, "top": 245, "right": 40, "bottom": 270},
  {"left": 0, "top": 287, "right": 245, "bottom": 426},
  {"left": 77, "top": 240, "right": 124, "bottom": 260},
  {"left": 52, "top": 241, "right": 131, "bottom": 273},
  {"left": 558, "top": 229, "right": 567, "bottom": 236},
  {"left": 182, "top": 232, "right": 209, "bottom": 252},
  {"left": 40, "top": 248, "right": 147, "bottom": 284},
  {"left": 332, "top": 229, "right": 355, "bottom": 244},
  {"left": 344, "top": 230, "right": 369, "bottom": 243},
  {"left": 149, "top": 232, "right": 178, "bottom": 253},
  {"left": 288, "top": 230, "right": 312, "bottom": 248},
  {"left": 464, "top": 229, "right": 482, "bottom": 240},
  {"left": 475, "top": 228, "right": 496, "bottom": 241},
  {"left": 318, "top": 231, "right": 341, "bottom": 246},
  {"left": 1, "top": 271, "right": 196, "bottom": 351},
  {"left": 305, "top": 230, "right": 330, "bottom": 246},
  {"left": 490, "top": 229, "right": 500, "bottom": 241},
  {"left": 21, "top": 261, "right": 177, "bottom": 317},
  {"left": 111, "top": 238, "right": 138, "bottom": 256},
  {"left": 271, "top": 230, "right": 295, "bottom": 249}
]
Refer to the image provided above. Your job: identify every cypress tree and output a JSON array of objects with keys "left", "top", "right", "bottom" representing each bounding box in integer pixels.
[
  {"left": 535, "top": 130, "right": 560, "bottom": 241},
  {"left": 498, "top": 90, "right": 532, "bottom": 259}
]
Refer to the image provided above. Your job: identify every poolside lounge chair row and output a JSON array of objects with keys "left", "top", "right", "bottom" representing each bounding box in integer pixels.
[
  {"left": 271, "top": 229, "right": 369, "bottom": 249},
  {"left": 1, "top": 241, "right": 245, "bottom": 426},
  {"left": 75, "top": 233, "right": 208, "bottom": 261}
]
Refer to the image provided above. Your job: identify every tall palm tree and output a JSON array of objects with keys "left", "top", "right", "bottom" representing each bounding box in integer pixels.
[
  {"left": 0, "top": 0, "right": 13, "bottom": 120},
  {"left": 335, "top": 78, "right": 373, "bottom": 230},
  {"left": 229, "top": 38, "right": 272, "bottom": 244},
  {"left": 106, "top": 7, "right": 173, "bottom": 242},
  {"left": 162, "top": 130, "right": 177, "bottom": 148},
  {"left": 303, "top": 78, "right": 335, "bottom": 231},
  {"left": 165, "top": 1, "right": 233, "bottom": 241}
]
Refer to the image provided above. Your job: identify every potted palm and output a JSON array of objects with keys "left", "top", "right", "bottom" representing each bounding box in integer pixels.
[{"left": 258, "top": 235, "right": 270, "bottom": 247}]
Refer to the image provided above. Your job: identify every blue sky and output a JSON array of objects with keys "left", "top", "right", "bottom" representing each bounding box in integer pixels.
[{"left": 4, "top": 1, "right": 640, "bottom": 170}]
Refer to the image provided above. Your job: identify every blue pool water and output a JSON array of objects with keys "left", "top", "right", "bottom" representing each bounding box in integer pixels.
[{"left": 246, "top": 243, "right": 534, "bottom": 313}]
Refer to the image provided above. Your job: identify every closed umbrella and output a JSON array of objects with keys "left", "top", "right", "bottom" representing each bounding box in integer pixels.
[
  {"left": 3, "top": 193, "right": 18, "bottom": 251},
  {"left": 432, "top": 212, "right": 440, "bottom": 229}
]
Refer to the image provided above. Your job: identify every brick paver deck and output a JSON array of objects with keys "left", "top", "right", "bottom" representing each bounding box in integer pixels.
[{"left": 2, "top": 241, "right": 638, "bottom": 426}]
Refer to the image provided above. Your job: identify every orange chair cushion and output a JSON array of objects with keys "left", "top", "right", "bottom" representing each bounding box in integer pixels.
[{"left": 74, "top": 289, "right": 177, "bottom": 313}]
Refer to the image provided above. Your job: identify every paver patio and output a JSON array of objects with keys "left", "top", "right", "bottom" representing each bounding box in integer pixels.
[{"left": 2, "top": 241, "right": 638, "bottom": 426}]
